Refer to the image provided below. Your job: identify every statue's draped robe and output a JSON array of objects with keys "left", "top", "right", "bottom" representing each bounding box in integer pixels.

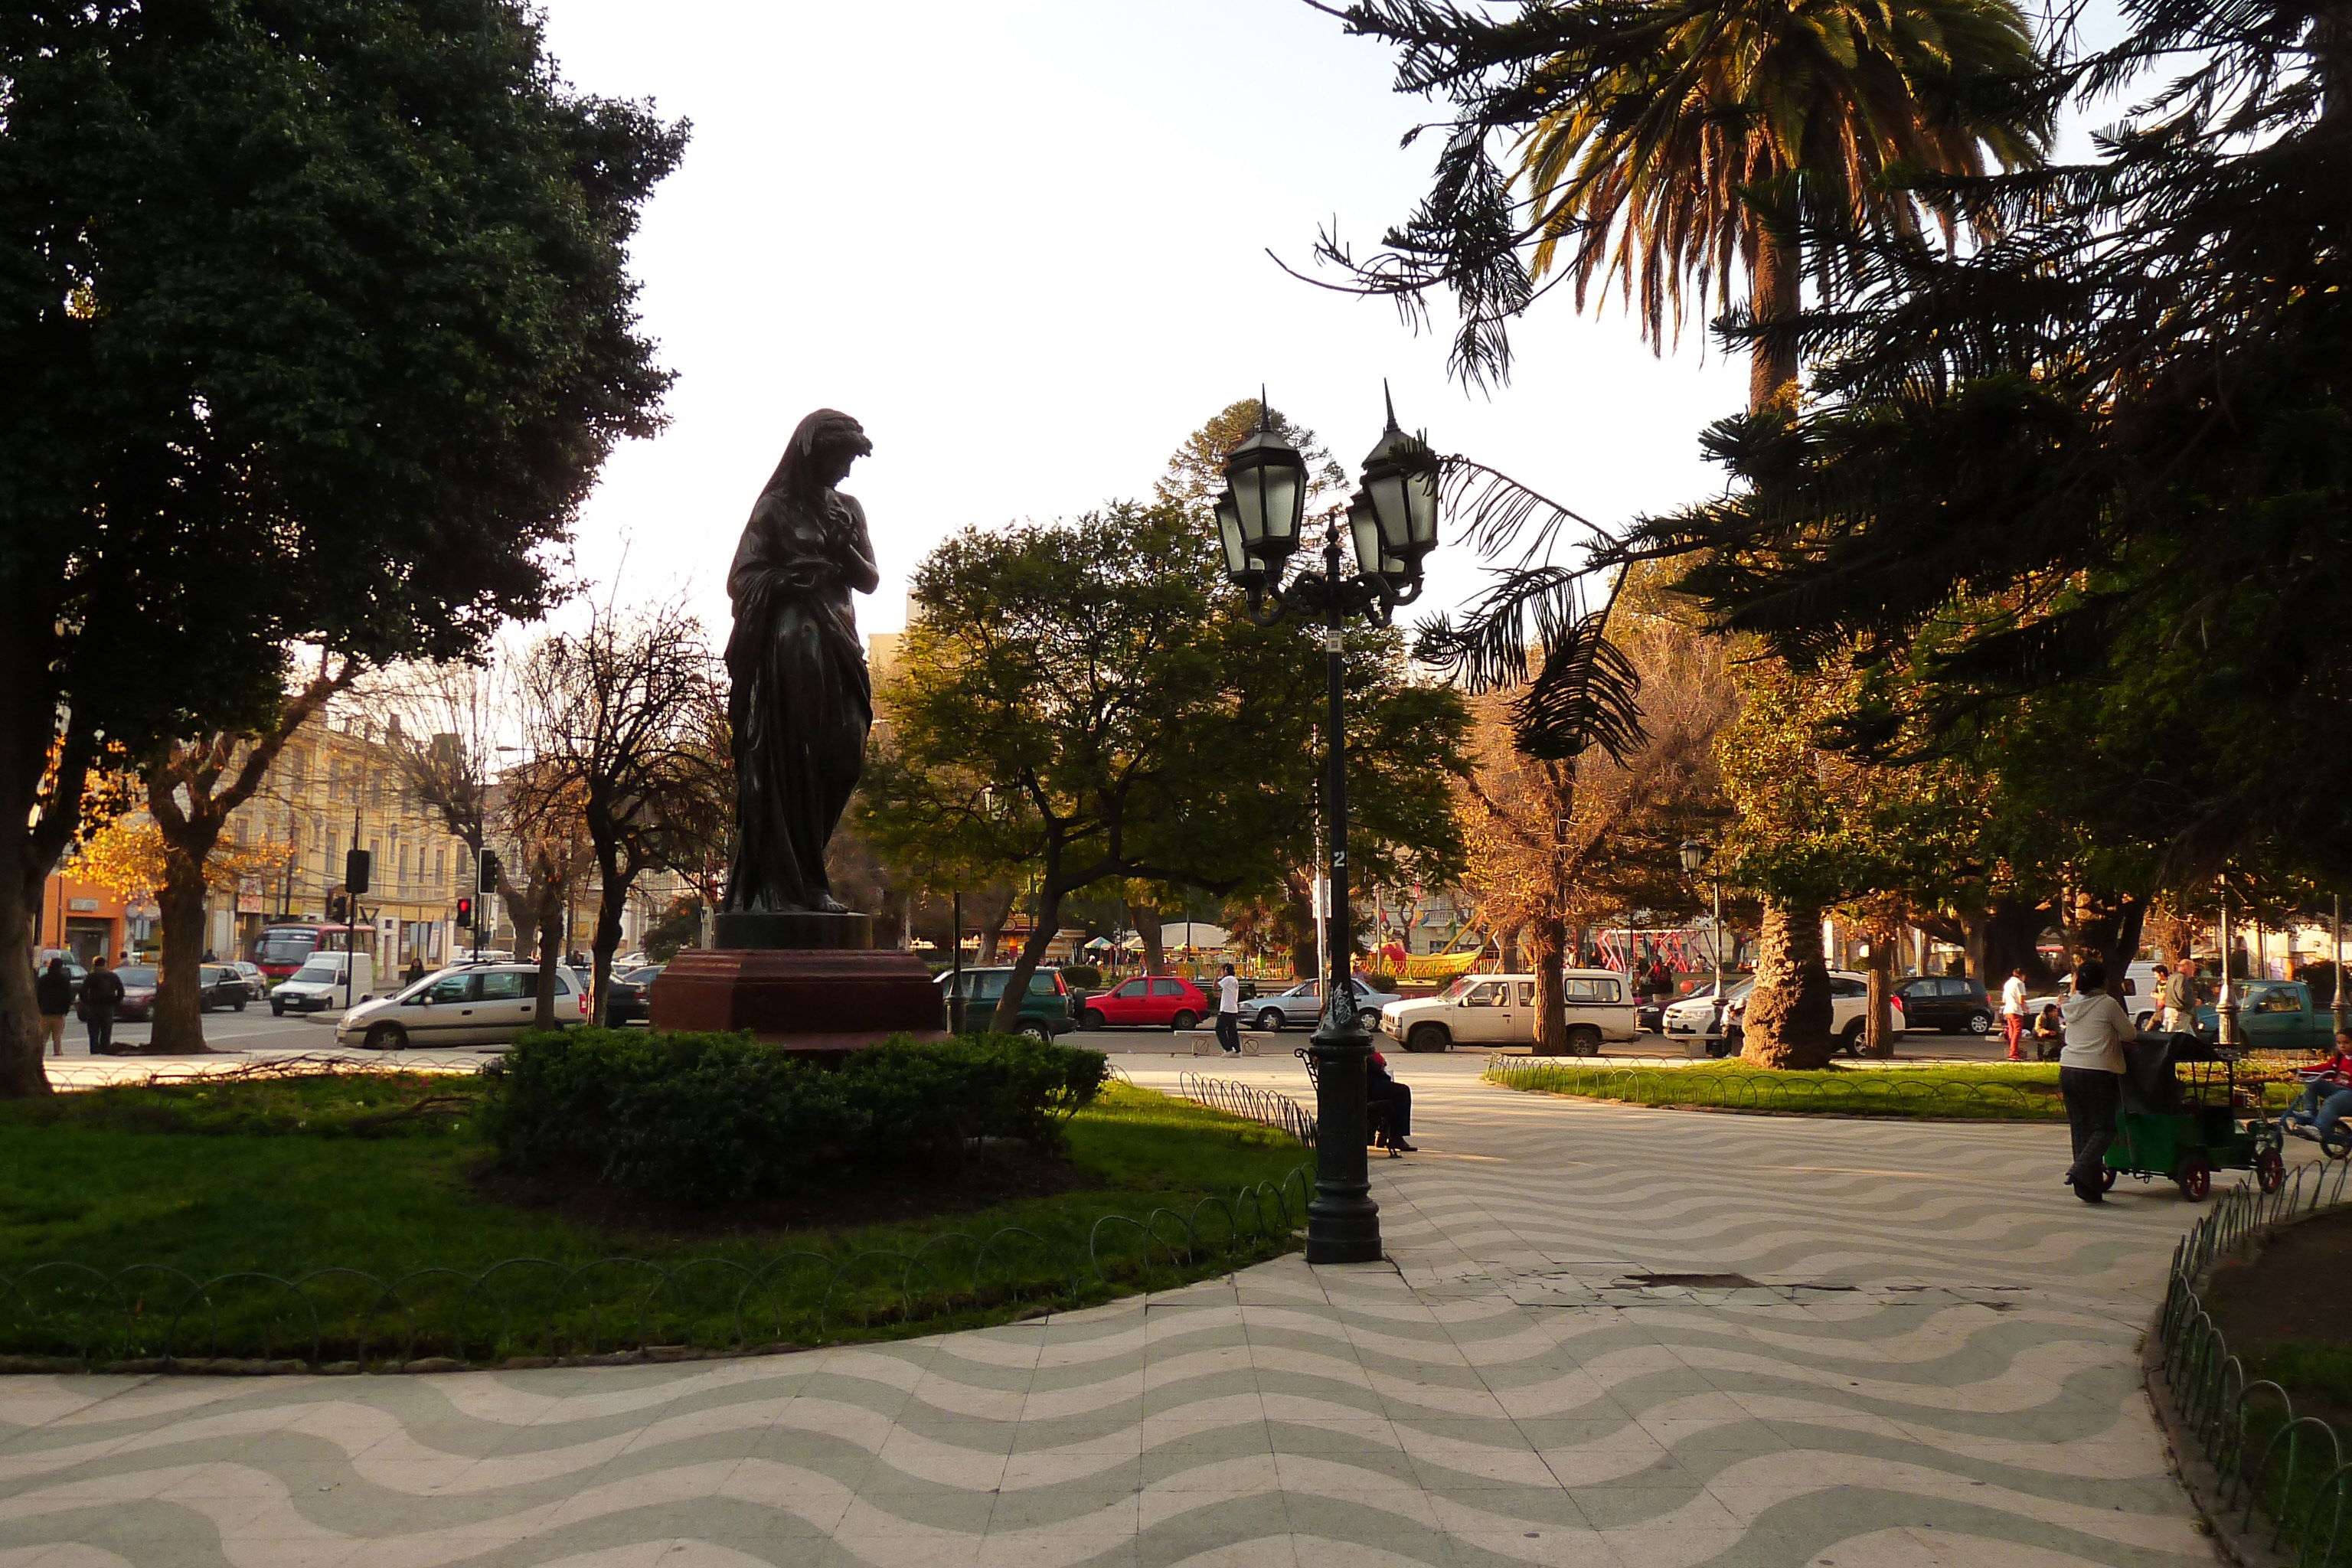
[{"left": 721, "top": 483, "right": 876, "bottom": 913}]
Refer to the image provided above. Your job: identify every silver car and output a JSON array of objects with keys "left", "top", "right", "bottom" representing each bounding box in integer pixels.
[{"left": 1250, "top": 975, "right": 1403, "bottom": 1032}]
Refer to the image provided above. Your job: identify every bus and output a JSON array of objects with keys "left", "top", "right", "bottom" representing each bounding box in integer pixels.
[{"left": 253, "top": 922, "right": 364, "bottom": 980}]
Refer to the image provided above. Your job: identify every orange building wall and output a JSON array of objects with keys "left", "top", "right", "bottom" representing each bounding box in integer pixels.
[{"left": 37, "top": 875, "right": 129, "bottom": 964}]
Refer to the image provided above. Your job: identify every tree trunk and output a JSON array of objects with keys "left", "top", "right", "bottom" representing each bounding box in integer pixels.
[
  {"left": 1133, "top": 899, "right": 1165, "bottom": 975},
  {"left": 1287, "top": 882, "right": 1316, "bottom": 979},
  {"left": 1743, "top": 899, "right": 1835, "bottom": 1068},
  {"left": 149, "top": 852, "right": 214, "bottom": 1055},
  {"left": 993, "top": 874, "right": 1066, "bottom": 1034},
  {"left": 1529, "top": 915, "right": 1567, "bottom": 1056},
  {"left": 1748, "top": 224, "right": 1803, "bottom": 411},
  {"left": 590, "top": 871, "right": 626, "bottom": 1027},
  {"left": 1968, "top": 898, "right": 2057, "bottom": 990},
  {"left": 977, "top": 885, "right": 1014, "bottom": 963},
  {"left": 0, "top": 885, "right": 48, "bottom": 1097},
  {"left": 1864, "top": 936, "right": 1895, "bottom": 1059},
  {"left": 532, "top": 864, "right": 565, "bottom": 1029},
  {"left": 2065, "top": 888, "right": 2147, "bottom": 979},
  {"left": 1500, "top": 923, "right": 1522, "bottom": 974}
]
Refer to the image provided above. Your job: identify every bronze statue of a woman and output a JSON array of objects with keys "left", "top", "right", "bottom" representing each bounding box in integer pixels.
[{"left": 720, "top": 409, "right": 878, "bottom": 919}]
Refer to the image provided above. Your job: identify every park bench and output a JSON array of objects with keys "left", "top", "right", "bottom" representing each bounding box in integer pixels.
[{"left": 1294, "top": 1046, "right": 1401, "bottom": 1158}]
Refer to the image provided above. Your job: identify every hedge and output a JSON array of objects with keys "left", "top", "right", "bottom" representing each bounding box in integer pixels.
[{"left": 481, "top": 1029, "right": 1109, "bottom": 1206}]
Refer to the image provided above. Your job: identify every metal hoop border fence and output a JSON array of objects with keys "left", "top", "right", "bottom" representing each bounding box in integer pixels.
[
  {"left": 1176, "top": 1074, "right": 1317, "bottom": 1146},
  {"left": 2156, "top": 1161, "right": 2352, "bottom": 1568},
  {"left": 0, "top": 1164, "right": 1316, "bottom": 1373}
]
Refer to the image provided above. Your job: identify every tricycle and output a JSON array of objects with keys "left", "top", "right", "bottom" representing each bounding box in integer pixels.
[{"left": 2102, "top": 1035, "right": 2285, "bottom": 1200}]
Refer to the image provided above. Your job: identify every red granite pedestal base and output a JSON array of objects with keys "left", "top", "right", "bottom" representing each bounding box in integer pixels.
[{"left": 647, "top": 946, "right": 946, "bottom": 1055}]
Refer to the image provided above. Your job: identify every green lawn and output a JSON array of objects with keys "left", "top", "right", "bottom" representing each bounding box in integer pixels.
[
  {"left": 0, "top": 1074, "right": 1309, "bottom": 1366},
  {"left": 1488, "top": 1056, "right": 2311, "bottom": 1120}
]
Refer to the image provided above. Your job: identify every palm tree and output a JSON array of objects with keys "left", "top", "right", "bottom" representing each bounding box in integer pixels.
[
  {"left": 1332, "top": 0, "right": 2046, "bottom": 1065},
  {"left": 1517, "top": 0, "right": 2046, "bottom": 409},
  {"left": 1515, "top": 0, "right": 2041, "bottom": 1066}
]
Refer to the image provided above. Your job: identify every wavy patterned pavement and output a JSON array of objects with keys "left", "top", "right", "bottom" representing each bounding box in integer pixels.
[{"left": 0, "top": 1052, "right": 2252, "bottom": 1568}]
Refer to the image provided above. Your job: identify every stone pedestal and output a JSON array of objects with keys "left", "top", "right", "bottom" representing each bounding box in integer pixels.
[{"left": 648, "top": 913, "right": 946, "bottom": 1055}]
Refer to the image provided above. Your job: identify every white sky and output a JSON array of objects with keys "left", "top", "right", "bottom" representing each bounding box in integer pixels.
[
  {"left": 534, "top": 0, "right": 2127, "bottom": 645},
  {"left": 532, "top": 0, "right": 1750, "bottom": 643}
]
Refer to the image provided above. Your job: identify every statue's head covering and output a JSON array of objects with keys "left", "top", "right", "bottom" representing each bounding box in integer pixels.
[{"left": 764, "top": 409, "right": 871, "bottom": 495}]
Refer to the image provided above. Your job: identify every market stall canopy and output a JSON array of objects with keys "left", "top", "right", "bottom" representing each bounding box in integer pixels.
[{"left": 1161, "top": 922, "right": 1232, "bottom": 952}]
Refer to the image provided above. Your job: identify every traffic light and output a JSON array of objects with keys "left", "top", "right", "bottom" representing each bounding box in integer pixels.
[
  {"left": 345, "top": 848, "right": 371, "bottom": 897},
  {"left": 477, "top": 850, "right": 500, "bottom": 895},
  {"left": 329, "top": 893, "right": 349, "bottom": 923},
  {"left": 455, "top": 897, "right": 474, "bottom": 930}
]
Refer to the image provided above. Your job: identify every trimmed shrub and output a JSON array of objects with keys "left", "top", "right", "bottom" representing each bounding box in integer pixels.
[
  {"left": 481, "top": 1029, "right": 1109, "bottom": 1207},
  {"left": 1058, "top": 965, "right": 1102, "bottom": 991}
]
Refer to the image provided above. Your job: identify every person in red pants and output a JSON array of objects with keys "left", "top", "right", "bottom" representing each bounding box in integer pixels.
[{"left": 2001, "top": 968, "right": 2030, "bottom": 1060}]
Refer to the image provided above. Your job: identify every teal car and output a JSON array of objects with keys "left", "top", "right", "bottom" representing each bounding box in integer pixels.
[
  {"left": 2194, "top": 979, "right": 2341, "bottom": 1053},
  {"left": 936, "top": 966, "right": 1079, "bottom": 1038}
]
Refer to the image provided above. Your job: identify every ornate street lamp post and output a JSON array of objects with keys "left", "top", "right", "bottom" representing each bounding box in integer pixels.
[
  {"left": 1680, "top": 840, "right": 1724, "bottom": 1039},
  {"left": 1217, "top": 390, "right": 1439, "bottom": 1265}
]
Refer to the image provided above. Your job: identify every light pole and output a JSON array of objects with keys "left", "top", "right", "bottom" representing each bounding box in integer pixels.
[
  {"left": 1214, "top": 390, "right": 1440, "bottom": 1266},
  {"left": 1679, "top": 840, "right": 1723, "bottom": 1030}
]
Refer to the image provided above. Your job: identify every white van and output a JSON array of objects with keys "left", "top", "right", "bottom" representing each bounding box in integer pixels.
[
  {"left": 1377, "top": 969, "right": 1639, "bottom": 1054},
  {"left": 270, "top": 951, "right": 377, "bottom": 1014}
]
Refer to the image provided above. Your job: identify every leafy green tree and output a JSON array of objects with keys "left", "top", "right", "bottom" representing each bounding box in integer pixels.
[
  {"left": 0, "top": 0, "right": 681, "bottom": 1093},
  {"left": 1637, "top": 0, "right": 2352, "bottom": 891},
  {"left": 864, "top": 501, "right": 1468, "bottom": 1031},
  {"left": 1318, "top": 0, "right": 2049, "bottom": 1063}
]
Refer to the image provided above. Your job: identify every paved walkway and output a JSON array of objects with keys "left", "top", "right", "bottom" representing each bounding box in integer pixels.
[{"left": 0, "top": 1055, "right": 2246, "bottom": 1568}]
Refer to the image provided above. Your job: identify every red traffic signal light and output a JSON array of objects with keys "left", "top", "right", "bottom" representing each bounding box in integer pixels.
[{"left": 455, "top": 897, "right": 474, "bottom": 929}]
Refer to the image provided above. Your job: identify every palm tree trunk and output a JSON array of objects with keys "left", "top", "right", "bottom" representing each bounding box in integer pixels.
[
  {"left": 1748, "top": 224, "right": 1803, "bottom": 410},
  {"left": 1743, "top": 899, "right": 1835, "bottom": 1068},
  {"left": 1738, "top": 224, "right": 1831, "bottom": 1067}
]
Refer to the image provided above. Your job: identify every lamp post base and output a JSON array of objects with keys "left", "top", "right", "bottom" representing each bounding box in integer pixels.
[{"left": 1304, "top": 1010, "right": 1383, "bottom": 1264}]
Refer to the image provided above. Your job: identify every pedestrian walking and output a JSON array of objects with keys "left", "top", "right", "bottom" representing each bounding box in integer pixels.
[
  {"left": 80, "top": 954, "right": 126, "bottom": 1057},
  {"left": 2001, "top": 968, "right": 2030, "bottom": 1060},
  {"left": 1215, "top": 964, "right": 1242, "bottom": 1056},
  {"left": 34, "top": 957, "right": 74, "bottom": 1057},
  {"left": 2161, "top": 959, "right": 2200, "bottom": 1035},
  {"left": 2058, "top": 959, "right": 2135, "bottom": 1203}
]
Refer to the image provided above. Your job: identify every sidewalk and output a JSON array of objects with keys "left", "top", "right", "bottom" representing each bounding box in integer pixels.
[{"left": 0, "top": 1055, "right": 2230, "bottom": 1568}]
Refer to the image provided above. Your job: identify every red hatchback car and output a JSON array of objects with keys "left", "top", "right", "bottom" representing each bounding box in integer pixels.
[{"left": 1080, "top": 975, "right": 1210, "bottom": 1031}]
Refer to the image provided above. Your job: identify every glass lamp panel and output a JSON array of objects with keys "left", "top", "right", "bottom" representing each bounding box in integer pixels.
[
  {"left": 1230, "top": 470, "right": 1268, "bottom": 552},
  {"left": 1259, "top": 463, "right": 1304, "bottom": 554},
  {"left": 1217, "top": 501, "right": 1252, "bottom": 577},
  {"left": 1366, "top": 469, "right": 1410, "bottom": 554},
  {"left": 1405, "top": 464, "right": 1439, "bottom": 550},
  {"left": 1348, "top": 495, "right": 1382, "bottom": 577}
]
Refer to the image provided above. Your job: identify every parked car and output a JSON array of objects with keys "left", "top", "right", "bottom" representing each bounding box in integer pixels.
[
  {"left": 2195, "top": 979, "right": 2340, "bottom": 1053},
  {"left": 1248, "top": 975, "right": 1404, "bottom": 1033},
  {"left": 1720, "top": 969, "right": 1906, "bottom": 1057},
  {"left": 31, "top": 951, "right": 89, "bottom": 1000},
  {"left": 336, "top": 963, "right": 590, "bottom": 1050},
  {"left": 936, "top": 965, "right": 1079, "bottom": 1037},
  {"left": 1662, "top": 978, "right": 1751, "bottom": 1047},
  {"left": 271, "top": 952, "right": 377, "bottom": 1014},
  {"left": 602, "top": 964, "right": 664, "bottom": 1025},
  {"left": 227, "top": 960, "right": 269, "bottom": 997},
  {"left": 194, "top": 963, "right": 254, "bottom": 1012},
  {"left": 1894, "top": 975, "right": 1994, "bottom": 1035},
  {"left": 1378, "top": 969, "right": 1638, "bottom": 1054},
  {"left": 1081, "top": 975, "right": 1212, "bottom": 1031},
  {"left": 77, "top": 964, "right": 161, "bottom": 1023}
]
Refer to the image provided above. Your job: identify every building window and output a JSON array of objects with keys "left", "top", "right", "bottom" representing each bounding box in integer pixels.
[{"left": 434, "top": 848, "right": 446, "bottom": 885}]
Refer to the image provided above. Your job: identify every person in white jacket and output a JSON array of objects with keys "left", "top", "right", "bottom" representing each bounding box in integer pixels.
[{"left": 2059, "top": 959, "right": 2135, "bottom": 1203}]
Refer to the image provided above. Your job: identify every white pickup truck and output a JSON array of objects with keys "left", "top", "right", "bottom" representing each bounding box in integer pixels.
[{"left": 1377, "top": 969, "right": 1639, "bottom": 1054}]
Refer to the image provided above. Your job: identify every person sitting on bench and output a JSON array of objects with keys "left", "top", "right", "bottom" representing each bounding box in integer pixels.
[{"left": 1367, "top": 1048, "right": 1416, "bottom": 1153}]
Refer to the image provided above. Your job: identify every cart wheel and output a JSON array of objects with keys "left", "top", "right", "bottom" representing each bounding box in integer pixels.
[
  {"left": 2100, "top": 1165, "right": 2118, "bottom": 1191},
  {"left": 2176, "top": 1155, "right": 2212, "bottom": 1203},
  {"left": 2256, "top": 1148, "right": 2285, "bottom": 1194}
]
